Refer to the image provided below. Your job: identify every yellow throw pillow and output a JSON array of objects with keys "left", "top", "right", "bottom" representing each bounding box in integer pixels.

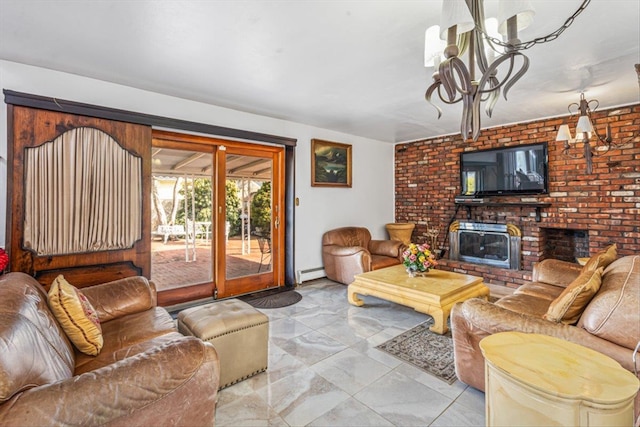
[
  {"left": 582, "top": 243, "right": 617, "bottom": 273},
  {"left": 544, "top": 267, "right": 604, "bottom": 324},
  {"left": 48, "top": 275, "right": 103, "bottom": 356}
]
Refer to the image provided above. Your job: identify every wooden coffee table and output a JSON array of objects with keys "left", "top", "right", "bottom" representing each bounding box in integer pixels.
[{"left": 348, "top": 264, "right": 489, "bottom": 334}]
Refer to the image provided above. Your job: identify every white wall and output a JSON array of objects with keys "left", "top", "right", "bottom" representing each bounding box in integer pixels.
[{"left": 0, "top": 60, "right": 396, "bottom": 278}]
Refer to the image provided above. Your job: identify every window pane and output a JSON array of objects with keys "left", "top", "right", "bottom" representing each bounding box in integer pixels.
[
  {"left": 225, "top": 155, "right": 272, "bottom": 279},
  {"left": 151, "top": 148, "right": 213, "bottom": 290}
]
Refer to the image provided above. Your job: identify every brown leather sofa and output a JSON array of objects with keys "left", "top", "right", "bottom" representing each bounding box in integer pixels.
[
  {"left": 0, "top": 272, "right": 220, "bottom": 426},
  {"left": 451, "top": 254, "right": 640, "bottom": 420},
  {"left": 322, "top": 226, "right": 405, "bottom": 285}
]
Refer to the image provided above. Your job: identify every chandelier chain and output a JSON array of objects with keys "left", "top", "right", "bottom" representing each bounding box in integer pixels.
[{"left": 481, "top": 0, "right": 591, "bottom": 51}]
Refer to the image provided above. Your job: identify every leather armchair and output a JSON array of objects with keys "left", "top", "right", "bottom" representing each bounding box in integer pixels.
[{"left": 322, "top": 226, "right": 405, "bottom": 285}]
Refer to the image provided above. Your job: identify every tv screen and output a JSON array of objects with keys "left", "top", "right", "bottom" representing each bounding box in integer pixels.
[{"left": 460, "top": 142, "right": 548, "bottom": 196}]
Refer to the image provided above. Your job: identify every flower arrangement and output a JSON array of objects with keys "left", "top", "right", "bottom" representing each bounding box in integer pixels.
[
  {"left": 402, "top": 243, "right": 438, "bottom": 276},
  {"left": 0, "top": 248, "right": 8, "bottom": 273}
]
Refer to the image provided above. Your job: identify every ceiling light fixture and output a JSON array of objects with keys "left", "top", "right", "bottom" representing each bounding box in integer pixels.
[
  {"left": 425, "top": 0, "right": 591, "bottom": 141},
  {"left": 556, "top": 91, "right": 639, "bottom": 174}
]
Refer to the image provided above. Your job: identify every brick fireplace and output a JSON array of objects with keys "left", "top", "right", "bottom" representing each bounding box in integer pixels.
[{"left": 394, "top": 103, "right": 640, "bottom": 290}]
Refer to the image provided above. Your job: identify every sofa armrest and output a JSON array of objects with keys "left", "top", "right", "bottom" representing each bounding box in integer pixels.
[
  {"left": 0, "top": 336, "right": 220, "bottom": 427},
  {"left": 532, "top": 259, "right": 582, "bottom": 287},
  {"left": 451, "top": 298, "right": 637, "bottom": 392},
  {"left": 322, "top": 245, "right": 371, "bottom": 284},
  {"left": 323, "top": 245, "right": 368, "bottom": 257},
  {"left": 80, "top": 276, "right": 157, "bottom": 323},
  {"left": 369, "top": 240, "right": 404, "bottom": 259}
]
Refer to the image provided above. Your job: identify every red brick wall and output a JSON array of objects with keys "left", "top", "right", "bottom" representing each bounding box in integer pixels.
[{"left": 394, "top": 103, "right": 640, "bottom": 289}]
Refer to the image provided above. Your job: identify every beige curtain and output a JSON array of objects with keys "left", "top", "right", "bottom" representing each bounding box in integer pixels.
[{"left": 23, "top": 127, "right": 142, "bottom": 255}]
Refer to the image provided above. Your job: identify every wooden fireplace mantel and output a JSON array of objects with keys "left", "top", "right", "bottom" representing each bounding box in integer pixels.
[{"left": 455, "top": 201, "right": 551, "bottom": 222}]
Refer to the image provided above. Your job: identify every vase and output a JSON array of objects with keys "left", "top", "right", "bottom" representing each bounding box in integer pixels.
[
  {"left": 386, "top": 223, "right": 415, "bottom": 245},
  {"left": 407, "top": 268, "right": 430, "bottom": 277}
]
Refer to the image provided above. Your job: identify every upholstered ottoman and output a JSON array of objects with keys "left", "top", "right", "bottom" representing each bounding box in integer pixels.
[{"left": 177, "top": 299, "right": 269, "bottom": 389}]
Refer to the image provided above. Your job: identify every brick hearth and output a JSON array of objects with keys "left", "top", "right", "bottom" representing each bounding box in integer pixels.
[{"left": 394, "top": 103, "right": 640, "bottom": 290}]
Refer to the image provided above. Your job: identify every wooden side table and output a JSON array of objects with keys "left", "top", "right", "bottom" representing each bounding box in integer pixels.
[{"left": 480, "top": 332, "right": 639, "bottom": 427}]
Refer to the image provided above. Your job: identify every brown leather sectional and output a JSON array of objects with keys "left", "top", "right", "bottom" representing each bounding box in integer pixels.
[
  {"left": 451, "top": 254, "right": 640, "bottom": 421},
  {"left": 0, "top": 272, "right": 220, "bottom": 426}
]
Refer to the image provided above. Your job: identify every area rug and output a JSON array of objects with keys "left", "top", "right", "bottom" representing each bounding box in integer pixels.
[
  {"left": 376, "top": 318, "right": 456, "bottom": 384},
  {"left": 239, "top": 288, "right": 302, "bottom": 309}
]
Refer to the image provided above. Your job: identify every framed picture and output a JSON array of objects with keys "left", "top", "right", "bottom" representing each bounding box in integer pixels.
[{"left": 311, "top": 139, "right": 352, "bottom": 187}]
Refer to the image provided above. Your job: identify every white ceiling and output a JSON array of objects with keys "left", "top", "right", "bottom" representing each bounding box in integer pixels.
[{"left": 0, "top": 0, "right": 638, "bottom": 143}]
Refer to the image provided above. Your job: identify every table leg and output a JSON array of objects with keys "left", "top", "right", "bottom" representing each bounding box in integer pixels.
[
  {"left": 347, "top": 285, "right": 364, "bottom": 307},
  {"left": 417, "top": 306, "right": 448, "bottom": 335}
]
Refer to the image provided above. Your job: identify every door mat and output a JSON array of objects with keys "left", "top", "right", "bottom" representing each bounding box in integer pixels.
[
  {"left": 376, "top": 318, "right": 456, "bottom": 384},
  {"left": 239, "top": 288, "right": 302, "bottom": 309}
]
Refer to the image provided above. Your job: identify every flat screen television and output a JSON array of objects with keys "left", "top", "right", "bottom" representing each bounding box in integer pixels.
[{"left": 460, "top": 142, "right": 549, "bottom": 197}]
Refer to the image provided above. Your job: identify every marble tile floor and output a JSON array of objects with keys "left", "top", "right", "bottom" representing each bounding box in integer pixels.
[{"left": 215, "top": 279, "right": 486, "bottom": 427}]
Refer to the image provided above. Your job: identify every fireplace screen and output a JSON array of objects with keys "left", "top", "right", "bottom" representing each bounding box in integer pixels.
[
  {"left": 459, "top": 232, "right": 509, "bottom": 262},
  {"left": 449, "top": 221, "right": 521, "bottom": 270}
]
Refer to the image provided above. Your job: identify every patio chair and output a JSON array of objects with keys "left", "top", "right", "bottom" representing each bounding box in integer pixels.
[{"left": 256, "top": 235, "right": 271, "bottom": 273}]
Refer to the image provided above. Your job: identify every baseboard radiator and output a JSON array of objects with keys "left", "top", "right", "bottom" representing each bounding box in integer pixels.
[{"left": 296, "top": 267, "right": 326, "bottom": 285}]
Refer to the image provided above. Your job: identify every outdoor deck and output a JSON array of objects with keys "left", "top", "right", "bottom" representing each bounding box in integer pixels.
[{"left": 151, "top": 236, "right": 270, "bottom": 291}]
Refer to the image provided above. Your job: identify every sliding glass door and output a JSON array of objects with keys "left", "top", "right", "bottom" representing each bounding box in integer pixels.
[
  {"left": 150, "top": 131, "right": 284, "bottom": 305},
  {"left": 216, "top": 146, "right": 283, "bottom": 298}
]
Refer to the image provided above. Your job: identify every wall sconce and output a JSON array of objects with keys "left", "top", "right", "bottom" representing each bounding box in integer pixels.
[{"left": 556, "top": 92, "right": 638, "bottom": 174}]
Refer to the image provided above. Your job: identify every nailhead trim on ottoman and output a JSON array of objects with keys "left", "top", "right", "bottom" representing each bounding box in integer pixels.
[{"left": 177, "top": 299, "right": 269, "bottom": 389}]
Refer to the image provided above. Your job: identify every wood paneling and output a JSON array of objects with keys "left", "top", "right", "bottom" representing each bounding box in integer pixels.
[{"left": 7, "top": 106, "right": 152, "bottom": 288}]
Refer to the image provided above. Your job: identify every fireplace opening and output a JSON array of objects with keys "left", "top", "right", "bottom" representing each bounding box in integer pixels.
[
  {"left": 460, "top": 232, "right": 509, "bottom": 263},
  {"left": 449, "top": 221, "right": 521, "bottom": 269},
  {"left": 541, "top": 228, "right": 589, "bottom": 263}
]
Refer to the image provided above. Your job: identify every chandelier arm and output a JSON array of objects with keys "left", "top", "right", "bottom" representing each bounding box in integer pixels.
[
  {"left": 591, "top": 125, "right": 611, "bottom": 150},
  {"left": 484, "top": 85, "right": 500, "bottom": 118},
  {"left": 425, "top": 79, "right": 466, "bottom": 119},
  {"left": 588, "top": 124, "right": 637, "bottom": 154},
  {"left": 502, "top": 54, "right": 529, "bottom": 101},
  {"left": 425, "top": 83, "right": 444, "bottom": 119},
  {"left": 480, "top": 0, "right": 592, "bottom": 51},
  {"left": 449, "top": 57, "right": 475, "bottom": 96},
  {"left": 474, "top": 53, "right": 516, "bottom": 95},
  {"left": 473, "top": 53, "right": 529, "bottom": 102},
  {"left": 470, "top": 77, "right": 493, "bottom": 139},
  {"left": 562, "top": 147, "right": 586, "bottom": 160},
  {"left": 439, "top": 60, "right": 459, "bottom": 102},
  {"left": 473, "top": 32, "right": 490, "bottom": 75},
  {"left": 460, "top": 90, "right": 475, "bottom": 140},
  {"left": 436, "top": 85, "right": 464, "bottom": 105},
  {"left": 438, "top": 57, "right": 476, "bottom": 102},
  {"left": 471, "top": 92, "right": 482, "bottom": 141},
  {"left": 587, "top": 99, "right": 599, "bottom": 113},
  {"left": 479, "top": 87, "right": 497, "bottom": 102},
  {"left": 567, "top": 102, "right": 580, "bottom": 115},
  {"left": 471, "top": 54, "right": 528, "bottom": 103}
]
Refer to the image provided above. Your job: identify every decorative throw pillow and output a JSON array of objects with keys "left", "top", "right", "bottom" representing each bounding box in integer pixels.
[
  {"left": 544, "top": 267, "right": 604, "bottom": 324},
  {"left": 582, "top": 243, "right": 617, "bottom": 273},
  {"left": 48, "top": 275, "right": 103, "bottom": 356}
]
